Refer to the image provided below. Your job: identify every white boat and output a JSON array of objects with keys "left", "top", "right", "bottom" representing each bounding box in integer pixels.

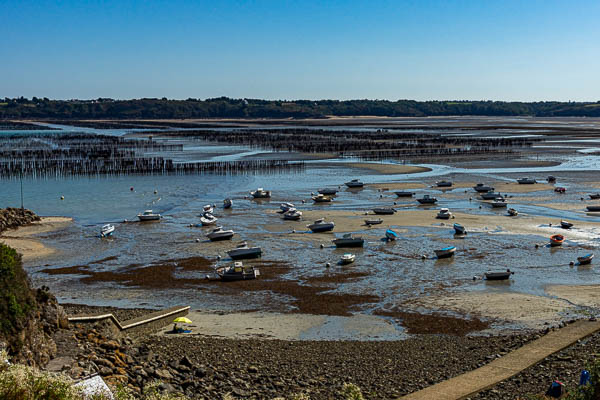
[
  {"left": 491, "top": 199, "right": 508, "bottom": 208},
  {"left": 223, "top": 198, "right": 233, "bottom": 209},
  {"left": 312, "top": 194, "right": 333, "bottom": 203},
  {"left": 279, "top": 202, "right": 295, "bottom": 212},
  {"left": 100, "top": 224, "right": 115, "bottom": 237},
  {"left": 434, "top": 246, "right": 456, "bottom": 259},
  {"left": 283, "top": 209, "right": 302, "bottom": 220},
  {"left": 203, "top": 204, "right": 214, "bottom": 214},
  {"left": 227, "top": 242, "right": 262, "bottom": 260},
  {"left": 307, "top": 219, "right": 335, "bottom": 233},
  {"left": 137, "top": 210, "right": 161, "bottom": 221},
  {"left": 345, "top": 179, "right": 364, "bottom": 188},
  {"left": 200, "top": 214, "right": 218, "bottom": 226},
  {"left": 207, "top": 226, "right": 235, "bottom": 241},
  {"left": 332, "top": 233, "right": 364, "bottom": 248},
  {"left": 340, "top": 254, "right": 356, "bottom": 265},
  {"left": 216, "top": 262, "right": 259, "bottom": 281},
  {"left": 436, "top": 208, "right": 452, "bottom": 219},
  {"left": 250, "top": 188, "right": 271, "bottom": 198}
]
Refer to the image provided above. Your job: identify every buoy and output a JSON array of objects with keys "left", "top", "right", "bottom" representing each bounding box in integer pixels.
[
  {"left": 469, "top": 197, "right": 472, "bottom": 201},
  {"left": 217, "top": 255, "right": 221, "bottom": 260},
  {"left": 326, "top": 263, "right": 331, "bottom": 268},
  {"left": 60, "top": 196, "right": 64, "bottom": 200},
  {"left": 302, "top": 200, "right": 305, "bottom": 204},
  {"left": 124, "top": 219, "right": 128, "bottom": 222},
  {"left": 292, "top": 229, "right": 296, "bottom": 233},
  {"left": 380, "top": 194, "right": 383, "bottom": 198},
  {"left": 421, "top": 255, "right": 427, "bottom": 259},
  {"left": 195, "top": 238, "right": 200, "bottom": 243},
  {"left": 320, "top": 244, "right": 324, "bottom": 249},
  {"left": 479, "top": 205, "right": 482, "bottom": 209},
  {"left": 393, "top": 202, "right": 397, "bottom": 205},
  {"left": 569, "top": 261, "right": 575, "bottom": 266},
  {"left": 130, "top": 187, "right": 134, "bottom": 191},
  {"left": 154, "top": 190, "right": 158, "bottom": 194},
  {"left": 473, "top": 276, "right": 477, "bottom": 281},
  {"left": 549, "top": 223, "right": 552, "bottom": 227},
  {"left": 311, "top": 192, "right": 314, "bottom": 195},
  {"left": 535, "top": 244, "right": 539, "bottom": 248}
]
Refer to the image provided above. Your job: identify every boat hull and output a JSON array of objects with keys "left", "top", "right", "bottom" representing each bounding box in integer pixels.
[
  {"left": 208, "top": 232, "right": 234, "bottom": 241},
  {"left": 308, "top": 223, "right": 335, "bottom": 233},
  {"left": 435, "top": 248, "right": 456, "bottom": 258},
  {"left": 394, "top": 191, "right": 415, "bottom": 197},
  {"left": 578, "top": 254, "right": 594, "bottom": 265},
  {"left": 227, "top": 249, "right": 262, "bottom": 260},
  {"left": 333, "top": 239, "right": 364, "bottom": 248},
  {"left": 485, "top": 272, "right": 511, "bottom": 280},
  {"left": 372, "top": 208, "right": 395, "bottom": 215}
]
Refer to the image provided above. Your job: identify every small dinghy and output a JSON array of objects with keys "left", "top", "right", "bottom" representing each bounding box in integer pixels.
[
  {"left": 547, "top": 176, "right": 556, "bottom": 183},
  {"left": 481, "top": 192, "right": 503, "bottom": 200},
  {"left": 578, "top": 254, "right": 594, "bottom": 265},
  {"left": 385, "top": 229, "right": 399, "bottom": 241},
  {"left": 283, "top": 209, "right": 302, "bottom": 220},
  {"left": 312, "top": 194, "right": 333, "bottom": 203},
  {"left": 137, "top": 210, "right": 161, "bottom": 221},
  {"left": 203, "top": 204, "right": 214, "bottom": 214},
  {"left": 394, "top": 191, "right": 415, "bottom": 197},
  {"left": 550, "top": 234, "right": 565, "bottom": 247},
  {"left": 473, "top": 183, "right": 494, "bottom": 193},
  {"left": 589, "top": 194, "right": 600, "bottom": 200},
  {"left": 560, "top": 220, "right": 573, "bottom": 229},
  {"left": 307, "top": 219, "right": 335, "bottom": 233},
  {"left": 554, "top": 187, "right": 566, "bottom": 193},
  {"left": 485, "top": 269, "right": 513, "bottom": 281},
  {"left": 436, "top": 208, "right": 452, "bottom": 219},
  {"left": 216, "top": 261, "right": 259, "bottom": 281},
  {"left": 517, "top": 177, "right": 537, "bottom": 184},
  {"left": 207, "top": 226, "right": 235, "bottom": 241},
  {"left": 340, "top": 253, "right": 356, "bottom": 265},
  {"left": 250, "top": 188, "right": 271, "bottom": 198},
  {"left": 345, "top": 179, "right": 364, "bottom": 188},
  {"left": 417, "top": 195, "right": 437, "bottom": 204},
  {"left": 435, "top": 246, "right": 456, "bottom": 259},
  {"left": 223, "top": 198, "right": 233, "bottom": 209},
  {"left": 491, "top": 199, "right": 508, "bottom": 208},
  {"left": 587, "top": 206, "right": 600, "bottom": 212},
  {"left": 101, "top": 224, "right": 115, "bottom": 237},
  {"left": 365, "top": 218, "right": 383, "bottom": 226},
  {"left": 318, "top": 188, "right": 338, "bottom": 195},
  {"left": 373, "top": 207, "right": 396, "bottom": 215},
  {"left": 508, "top": 208, "right": 518, "bottom": 216},
  {"left": 453, "top": 223, "right": 466, "bottom": 235},
  {"left": 279, "top": 202, "right": 295, "bottom": 213},
  {"left": 332, "top": 233, "right": 364, "bottom": 248},
  {"left": 436, "top": 181, "right": 452, "bottom": 187},
  {"left": 227, "top": 242, "right": 262, "bottom": 260},
  {"left": 200, "top": 214, "right": 218, "bottom": 226}
]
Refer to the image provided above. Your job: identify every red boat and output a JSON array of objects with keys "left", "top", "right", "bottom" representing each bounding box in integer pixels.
[
  {"left": 554, "top": 187, "right": 566, "bottom": 193},
  {"left": 550, "top": 234, "right": 565, "bottom": 247}
]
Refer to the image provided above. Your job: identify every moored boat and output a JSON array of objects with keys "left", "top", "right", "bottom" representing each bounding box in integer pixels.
[
  {"left": 307, "top": 219, "right": 335, "bottom": 233},
  {"left": 508, "top": 208, "right": 518, "bottom": 216},
  {"left": 216, "top": 261, "right": 259, "bottom": 281},
  {"left": 453, "top": 223, "right": 466, "bottom": 235},
  {"left": 434, "top": 246, "right": 456, "bottom": 259},
  {"left": 560, "top": 220, "right": 573, "bottom": 229},
  {"left": 485, "top": 269, "right": 513, "bottom": 280},
  {"left": 203, "top": 204, "right": 214, "bottom": 214},
  {"left": 394, "top": 191, "right": 415, "bottom": 197},
  {"left": 207, "top": 226, "right": 235, "bottom": 241},
  {"left": 417, "top": 195, "right": 437, "bottom": 204},
  {"left": 340, "top": 253, "right": 356, "bottom": 265},
  {"left": 223, "top": 198, "right": 233, "bottom": 209},
  {"left": 385, "top": 229, "right": 399, "bottom": 241},
  {"left": 364, "top": 218, "right": 383, "bottom": 226},
  {"left": 345, "top": 179, "right": 364, "bottom": 188},
  {"left": 200, "top": 214, "right": 218, "bottom": 226},
  {"left": 547, "top": 176, "right": 556, "bottom": 183},
  {"left": 481, "top": 192, "right": 503, "bottom": 200},
  {"left": 137, "top": 210, "right": 161, "bottom": 221},
  {"left": 250, "top": 188, "right": 271, "bottom": 198},
  {"left": 332, "top": 233, "right": 364, "bottom": 248},
  {"left": 517, "top": 178, "right": 537, "bottom": 184},
  {"left": 554, "top": 187, "right": 566, "bottom": 193},
  {"left": 491, "top": 199, "right": 508, "bottom": 208},
  {"left": 589, "top": 194, "right": 600, "bottom": 200},
  {"left": 550, "top": 234, "right": 564, "bottom": 247},
  {"left": 312, "top": 194, "right": 333, "bottom": 203},
  {"left": 436, "top": 180, "right": 452, "bottom": 187},
  {"left": 100, "top": 224, "right": 115, "bottom": 237},
  {"left": 372, "top": 207, "right": 396, "bottom": 215},
  {"left": 283, "top": 209, "right": 302, "bottom": 220},
  {"left": 227, "top": 242, "right": 262, "bottom": 260},
  {"left": 436, "top": 208, "right": 452, "bottom": 219},
  {"left": 587, "top": 206, "right": 600, "bottom": 212},
  {"left": 318, "top": 188, "right": 338, "bottom": 195},
  {"left": 279, "top": 202, "right": 295, "bottom": 213},
  {"left": 578, "top": 254, "right": 594, "bottom": 265},
  {"left": 473, "top": 183, "right": 494, "bottom": 193}
]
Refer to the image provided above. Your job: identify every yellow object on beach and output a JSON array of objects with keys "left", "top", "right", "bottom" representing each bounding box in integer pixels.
[{"left": 173, "top": 317, "right": 192, "bottom": 324}]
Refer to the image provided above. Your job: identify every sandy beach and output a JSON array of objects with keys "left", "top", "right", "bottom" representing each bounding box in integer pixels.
[
  {"left": 344, "top": 163, "right": 432, "bottom": 175},
  {"left": 0, "top": 217, "right": 72, "bottom": 261}
]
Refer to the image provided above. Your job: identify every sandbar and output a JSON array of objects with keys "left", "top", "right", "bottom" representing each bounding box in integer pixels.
[{"left": 0, "top": 217, "right": 72, "bottom": 262}]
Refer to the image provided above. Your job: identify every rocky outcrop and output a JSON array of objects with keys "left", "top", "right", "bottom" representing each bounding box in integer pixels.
[{"left": 0, "top": 207, "right": 40, "bottom": 233}]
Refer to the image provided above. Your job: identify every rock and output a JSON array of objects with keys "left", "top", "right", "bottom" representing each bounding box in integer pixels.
[
  {"left": 180, "top": 355, "right": 193, "bottom": 368},
  {"left": 248, "top": 365, "right": 258, "bottom": 373},
  {"left": 99, "top": 366, "right": 112, "bottom": 376},
  {"left": 101, "top": 340, "right": 120, "bottom": 350},
  {"left": 155, "top": 368, "right": 174, "bottom": 380}
]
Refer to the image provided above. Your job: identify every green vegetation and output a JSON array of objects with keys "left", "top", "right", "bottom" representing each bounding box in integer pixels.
[{"left": 1, "top": 97, "right": 600, "bottom": 119}]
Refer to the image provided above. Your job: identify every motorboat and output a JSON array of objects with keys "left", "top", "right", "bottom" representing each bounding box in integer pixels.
[
  {"left": 227, "top": 242, "right": 262, "bottom": 260},
  {"left": 137, "top": 210, "right": 161, "bottom": 221},
  {"left": 554, "top": 187, "right": 566, "bottom": 193},
  {"left": 307, "top": 219, "right": 335, "bottom": 233},
  {"left": 250, "top": 188, "right": 271, "bottom": 198},
  {"left": 345, "top": 179, "right": 364, "bottom": 188},
  {"left": 550, "top": 234, "right": 564, "bottom": 247},
  {"left": 312, "top": 194, "right": 333, "bottom": 203},
  {"left": 394, "top": 191, "right": 415, "bottom": 197},
  {"left": 453, "top": 223, "right": 466, "bottom": 235},
  {"left": 473, "top": 183, "right": 494, "bottom": 193},
  {"left": 340, "top": 254, "right": 356, "bottom": 265},
  {"left": 485, "top": 269, "right": 513, "bottom": 281},
  {"left": 589, "top": 194, "right": 600, "bottom": 200},
  {"left": 332, "top": 233, "right": 364, "bottom": 248},
  {"left": 417, "top": 195, "right": 437, "bottom": 204},
  {"left": 100, "top": 224, "right": 115, "bottom": 237},
  {"left": 283, "top": 209, "right": 302, "bottom": 220},
  {"left": 364, "top": 218, "right": 383, "bottom": 226},
  {"left": 436, "top": 208, "right": 452, "bottom": 219},
  {"left": 481, "top": 192, "right": 503, "bottom": 200},
  {"left": 434, "top": 246, "right": 456, "bottom": 259},
  {"left": 560, "top": 220, "right": 573, "bottom": 229},
  {"left": 372, "top": 207, "right": 396, "bottom": 215},
  {"left": 517, "top": 178, "right": 537, "bottom": 184},
  {"left": 547, "top": 176, "right": 556, "bottom": 183},
  {"left": 216, "top": 262, "right": 259, "bottom": 281},
  {"left": 436, "top": 181, "right": 452, "bottom": 188},
  {"left": 587, "top": 206, "right": 600, "bottom": 212},
  {"left": 508, "top": 208, "right": 518, "bottom": 216},
  {"left": 200, "top": 214, "right": 218, "bottom": 226},
  {"left": 207, "top": 226, "right": 235, "bottom": 241},
  {"left": 223, "top": 198, "right": 233, "bottom": 209},
  {"left": 385, "top": 229, "right": 399, "bottom": 241},
  {"left": 279, "top": 202, "right": 295, "bottom": 213},
  {"left": 578, "top": 254, "right": 594, "bottom": 265},
  {"left": 318, "top": 188, "right": 338, "bottom": 195},
  {"left": 203, "top": 204, "right": 214, "bottom": 214},
  {"left": 491, "top": 199, "right": 508, "bottom": 208}
]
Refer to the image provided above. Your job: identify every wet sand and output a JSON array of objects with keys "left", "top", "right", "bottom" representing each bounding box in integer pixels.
[
  {"left": 546, "top": 285, "right": 600, "bottom": 308},
  {"left": 344, "top": 163, "right": 432, "bottom": 175},
  {"left": 0, "top": 217, "right": 72, "bottom": 261}
]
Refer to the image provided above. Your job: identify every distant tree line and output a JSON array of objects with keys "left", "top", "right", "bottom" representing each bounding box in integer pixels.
[{"left": 1, "top": 96, "right": 600, "bottom": 119}]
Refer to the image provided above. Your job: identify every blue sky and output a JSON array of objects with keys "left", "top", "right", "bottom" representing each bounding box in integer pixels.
[{"left": 1, "top": 0, "right": 598, "bottom": 101}]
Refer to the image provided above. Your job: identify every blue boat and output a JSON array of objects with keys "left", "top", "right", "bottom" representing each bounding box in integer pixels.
[
  {"left": 578, "top": 254, "right": 594, "bottom": 265},
  {"left": 385, "top": 229, "right": 399, "bottom": 241},
  {"left": 453, "top": 223, "right": 466, "bottom": 235}
]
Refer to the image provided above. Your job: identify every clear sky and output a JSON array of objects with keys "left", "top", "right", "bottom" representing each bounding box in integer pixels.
[{"left": 1, "top": 0, "right": 598, "bottom": 101}]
